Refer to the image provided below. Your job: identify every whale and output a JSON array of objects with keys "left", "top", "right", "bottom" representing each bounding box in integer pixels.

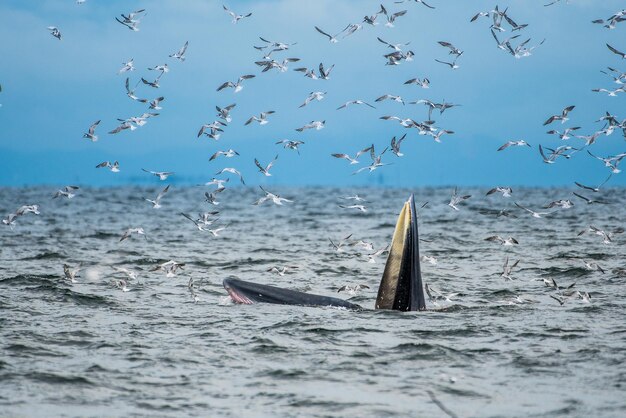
[{"left": 222, "top": 195, "right": 426, "bottom": 311}]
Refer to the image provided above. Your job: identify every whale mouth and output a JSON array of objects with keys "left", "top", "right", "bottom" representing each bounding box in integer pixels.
[
  {"left": 224, "top": 280, "right": 254, "bottom": 304},
  {"left": 221, "top": 195, "right": 424, "bottom": 312}
]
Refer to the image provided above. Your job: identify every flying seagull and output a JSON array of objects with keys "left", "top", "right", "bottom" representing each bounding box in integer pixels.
[
  {"left": 83, "top": 120, "right": 101, "bottom": 142},
  {"left": 254, "top": 155, "right": 278, "bottom": 176},
  {"left": 223, "top": 5, "right": 252, "bottom": 23},
  {"left": 47, "top": 26, "right": 62, "bottom": 40},
  {"left": 142, "top": 168, "right": 174, "bottom": 180},
  {"left": 543, "top": 105, "right": 575, "bottom": 125},
  {"left": 145, "top": 185, "right": 170, "bottom": 209}
]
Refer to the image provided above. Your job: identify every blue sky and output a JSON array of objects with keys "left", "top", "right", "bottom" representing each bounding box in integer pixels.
[{"left": 0, "top": 0, "right": 624, "bottom": 187}]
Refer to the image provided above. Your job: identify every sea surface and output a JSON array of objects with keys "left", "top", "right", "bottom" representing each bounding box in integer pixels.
[{"left": 1, "top": 186, "right": 625, "bottom": 418}]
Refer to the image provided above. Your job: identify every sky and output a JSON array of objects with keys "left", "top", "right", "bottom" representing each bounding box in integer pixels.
[{"left": 0, "top": 0, "right": 624, "bottom": 187}]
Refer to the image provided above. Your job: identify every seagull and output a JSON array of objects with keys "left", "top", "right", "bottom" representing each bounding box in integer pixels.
[
  {"left": 63, "top": 264, "right": 80, "bottom": 283},
  {"left": 491, "top": 29, "right": 521, "bottom": 51},
  {"left": 208, "top": 225, "right": 229, "bottom": 237},
  {"left": 515, "top": 202, "right": 553, "bottom": 218},
  {"left": 15, "top": 205, "right": 40, "bottom": 216},
  {"left": 275, "top": 139, "right": 304, "bottom": 154},
  {"left": 424, "top": 284, "right": 459, "bottom": 303},
  {"left": 141, "top": 75, "right": 161, "bottom": 88},
  {"left": 539, "top": 144, "right": 558, "bottom": 164},
  {"left": 294, "top": 66, "right": 319, "bottom": 79},
  {"left": 485, "top": 235, "right": 519, "bottom": 246},
  {"left": 447, "top": 187, "right": 471, "bottom": 211},
  {"left": 543, "top": 105, "right": 575, "bottom": 125},
  {"left": 339, "top": 204, "right": 367, "bottom": 213},
  {"left": 47, "top": 26, "right": 62, "bottom": 40},
  {"left": 82, "top": 120, "right": 101, "bottom": 142},
  {"left": 198, "top": 211, "right": 220, "bottom": 226},
  {"left": 257, "top": 37, "right": 297, "bottom": 53},
  {"left": 341, "top": 194, "right": 367, "bottom": 202},
  {"left": 215, "top": 167, "right": 245, "bottom": 185},
  {"left": 223, "top": 4, "right": 252, "bottom": 23},
  {"left": 390, "top": 134, "right": 407, "bottom": 157},
  {"left": 377, "top": 36, "right": 411, "bottom": 51},
  {"left": 382, "top": 8, "right": 407, "bottom": 28},
  {"left": 203, "top": 178, "right": 229, "bottom": 189},
  {"left": 380, "top": 115, "right": 417, "bottom": 128},
  {"left": 329, "top": 233, "right": 354, "bottom": 253},
  {"left": 435, "top": 58, "right": 460, "bottom": 70},
  {"left": 147, "top": 64, "right": 169, "bottom": 74},
  {"left": 118, "top": 59, "right": 135, "bottom": 74},
  {"left": 375, "top": 94, "right": 405, "bottom": 105},
  {"left": 120, "top": 227, "right": 145, "bottom": 242},
  {"left": 169, "top": 41, "right": 188, "bottom": 61},
  {"left": 366, "top": 245, "right": 390, "bottom": 263},
  {"left": 267, "top": 266, "right": 299, "bottom": 276},
  {"left": 349, "top": 239, "right": 374, "bottom": 252},
  {"left": 198, "top": 121, "right": 225, "bottom": 140},
  {"left": 606, "top": 43, "right": 626, "bottom": 59},
  {"left": 545, "top": 199, "right": 574, "bottom": 209},
  {"left": 112, "top": 266, "right": 138, "bottom": 281},
  {"left": 587, "top": 151, "right": 626, "bottom": 174},
  {"left": 318, "top": 62, "right": 334, "bottom": 80},
  {"left": 572, "top": 192, "right": 609, "bottom": 205},
  {"left": 438, "top": 41, "right": 463, "bottom": 57},
  {"left": 600, "top": 67, "right": 626, "bottom": 84},
  {"left": 581, "top": 259, "right": 605, "bottom": 274},
  {"left": 204, "top": 190, "right": 223, "bottom": 206},
  {"left": 546, "top": 126, "right": 580, "bottom": 140},
  {"left": 96, "top": 161, "right": 120, "bottom": 172},
  {"left": 486, "top": 187, "right": 513, "bottom": 197},
  {"left": 2, "top": 213, "right": 18, "bottom": 228},
  {"left": 404, "top": 77, "right": 430, "bottom": 88},
  {"left": 427, "top": 130, "right": 455, "bottom": 143},
  {"left": 572, "top": 129, "right": 604, "bottom": 146},
  {"left": 255, "top": 58, "right": 300, "bottom": 73},
  {"left": 314, "top": 25, "right": 348, "bottom": 43},
  {"left": 337, "top": 284, "right": 370, "bottom": 295},
  {"left": 209, "top": 149, "right": 239, "bottom": 161},
  {"left": 336, "top": 100, "right": 376, "bottom": 110},
  {"left": 352, "top": 146, "right": 390, "bottom": 174},
  {"left": 498, "top": 140, "right": 531, "bottom": 151},
  {"left": 421, "top": 255, "right": 438, "bottom": 265},
  {"left": 152, "top": 260, "right": 185, "bottom": 278},
  {"left": 253, "top": 186, "right": 293, "bottom": 206},
  {"left": 299, "top": 91, "right": 326, "bottom": 108},
  {"left": 142, "top": 169, "right": 174, "bottom": 181},
  {"left": 145, "top": 185, "right": 170, "bottom": 209},
  {"left": 592, "top": 87, "right": 625, "bottom": 97},
  {"left": 384, "top": 50, "right": 415, "bottom": 65},
  {"left": 53, "top": 186, "right": 79, "bottom": 199},
  {"left": 342, "top": 23, "right": 363, "bottom": 38},
  {"left": 577, "top": 226, "right": 618, "bottom": 244},
  {"left": 295, "top": 120, "right": 325, "bottom": 132},
  {"left": 331, "top": 146, "right": 373, "bottom": 165},
  {"left": 115, "top": 9, "right": 145, "bottom": 31},
  {"left": 575, "top": 173, "right": 613, "bottom": 192},
  {"left": 254, "top": 155, "right": 278, "bottom": 176},
  {"left": 124, "top": 77, "right": 141, "bottom": 101},
  {"left": 217, "top": 75, "right": 255, "bottom": 93},
  {"left": 139, "top": 96, "right": 164, "bottom": 110},
  {"left": 180, "top": 212, "right": 216, "bottom": 231},
  {"left": 216, "top": 103, "right": 236, "bottom": 123},
  {"left": 501, "top": 257, "right": 520, "bottom": 280}
]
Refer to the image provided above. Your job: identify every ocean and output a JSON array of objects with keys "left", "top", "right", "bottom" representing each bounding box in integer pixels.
[{"left": 1, "top": 186, "right": 625, "bottom": 417}]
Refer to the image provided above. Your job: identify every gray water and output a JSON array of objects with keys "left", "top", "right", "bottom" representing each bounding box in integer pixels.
[{"left": 1, "top": 186, "right": 625, "bottom": 417}]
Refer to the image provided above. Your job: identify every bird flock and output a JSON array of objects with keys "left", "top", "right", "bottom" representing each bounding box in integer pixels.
[{"left": 3, "top": 1, "right": 625, "bottom": 305}]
